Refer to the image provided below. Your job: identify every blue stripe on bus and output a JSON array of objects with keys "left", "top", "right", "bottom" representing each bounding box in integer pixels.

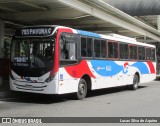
[
  {"left": 131, "top": 62, "right": 149, "bottom": 74},
  {"left": 77, "top": 30, "right": 101, "bottom": 38},
  {"left": 91, "top": 60, "right": 124, "bottom": 76},
  {"left": 91, "top": 60, "right": 150, "bottom": 77}
]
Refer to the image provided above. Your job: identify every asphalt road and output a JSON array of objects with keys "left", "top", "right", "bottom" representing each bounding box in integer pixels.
[{"left": 0, "top": 80, "right": 160, "bottom": 125}]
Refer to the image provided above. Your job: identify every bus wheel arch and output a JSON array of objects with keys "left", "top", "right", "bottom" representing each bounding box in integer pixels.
[
  {"left": 76, "top": 74, "right": 91, "bottom": 100},
  {"left": 131, "top": 72, "right": 140, "bottom": 90},
  {"left": 81, "top": 74, "right": 92, "bottom": 90},
  {"left": 135, "top": 72, "right": 140, "bottom": 83}
]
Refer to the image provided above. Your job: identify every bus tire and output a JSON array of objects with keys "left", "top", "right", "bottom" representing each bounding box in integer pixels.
[
  {"left": 131, "top": 74, "right": 139, "bottom": 90},
  {"left": 76, "top": 79, "right": 87, "bottom": 100}
]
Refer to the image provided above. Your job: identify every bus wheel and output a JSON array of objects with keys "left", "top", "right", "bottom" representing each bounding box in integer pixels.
[
  {"left": 131, "top": 74, "right": 139, "bottom": 90},
  {"left": 76, "top": 79, "right": 87, "bottom": 100}
]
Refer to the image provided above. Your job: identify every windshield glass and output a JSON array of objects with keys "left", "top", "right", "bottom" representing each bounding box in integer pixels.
[
  {"left": 11, "top": 38, "right": 55, "bottom": 67},
  {"left": 11, "top": 38, "right": 55, "bottom": 77}
]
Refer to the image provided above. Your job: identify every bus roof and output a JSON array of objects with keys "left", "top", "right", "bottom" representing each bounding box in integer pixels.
[
  {"left": 73, "top": 28, "right": 155, "bottom": 48},
  {"left": 15, "top": 25, "right": 155, "bottom": 48},
  {"left": 55, "top": 26, "right": 155, "bottom": 48}
]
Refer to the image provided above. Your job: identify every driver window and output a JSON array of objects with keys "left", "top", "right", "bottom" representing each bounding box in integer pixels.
[{"left": 60, "top": 33, "right": 77, "bottom": 65}]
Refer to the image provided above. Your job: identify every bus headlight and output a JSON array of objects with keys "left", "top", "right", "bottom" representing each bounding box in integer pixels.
[{"left": 45, "top": 73, "right": 56, "bottom": 83}]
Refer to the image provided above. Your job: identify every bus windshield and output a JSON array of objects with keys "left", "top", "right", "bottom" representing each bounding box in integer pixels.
[{"left": 11, "top": 38, "right": 55, "bottom": 77}]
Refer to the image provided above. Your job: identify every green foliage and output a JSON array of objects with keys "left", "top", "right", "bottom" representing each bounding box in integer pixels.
[{"left": 3, "top": 39, "right": 11, "bottom": 58}]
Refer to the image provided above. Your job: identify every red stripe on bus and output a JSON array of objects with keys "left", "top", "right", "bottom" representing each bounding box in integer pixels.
[
  {"left": 65, "top": 60, "right": 95, "bottom": 78},
  {"left": 147, "top": 61, "right": 155, "bottom": 74},
  {"left": 50, "top": 28, "right": 73, "bottom": 76}
]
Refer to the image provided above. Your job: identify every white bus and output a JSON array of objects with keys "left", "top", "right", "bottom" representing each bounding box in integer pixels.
[{"left": 10, "top": 25, "right": 156, "bottom": 99}]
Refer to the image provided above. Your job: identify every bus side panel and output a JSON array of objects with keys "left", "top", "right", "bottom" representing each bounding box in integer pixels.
[
  {"left": 89, "top": 60, "right": 156, "bottom": 89},
  {"left": 57, "top": 60, "right": 156, "bottom": 94},
  {"left": 90, "top": 60, "right": 130, "bottom": 89},
  {"left": 140, "top": 74, "right": 156, "bottom": 83},
  {"left": 90, "top": 60, "right": 132, "bottom": 89},
  {"left": 58, "top": 67, "right": 79, "bottom": 94},
  {"left": 115, "top": 61, "right": 132, "bottom": 86},
  {"left": 139, "top": 62, "right": 156, "bottom": 83}
]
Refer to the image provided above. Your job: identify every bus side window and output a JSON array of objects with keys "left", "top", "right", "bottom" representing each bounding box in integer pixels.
[
  {"left": 94, "top": 39, "right": 100, "bottom": 58},
  {"left": 81, "top": 48, "right": 87, "bottom": 57},
  {"left": 60, "top": 33, "right": 77, "bottom": 65},
  {"left": 129, "top": 45, "right": 137, "bottom": 60},
  {"left": 87, "top": 38, "right": 93, "bottom": 57},
  {"left": 60, "top": 36, "right": 67, "bottom": 60},
  {"left": 94, "top": 39, "right": 106, "bottom": 59},
  {"left": 101, "top": 40, "right": 106, "bottom": 58},
  {"left": 81, "top": 37, "right": 87, "bottom": 57},
  {"left": 108, "top": 42, "right": 113, "bottom": 58},
  {"left": 67, "top": 42, "right": 76, "bottom": 60},
  {"left": 120, "top": 43, "right": 129, "bottom": 60},
  {"left": 146, "top": 48, "right": 151, "bottom": 60},
  {"left": 81, "top": 37, "right": 93, "bottom": 57},
  {"left": 152, "top": 48, "right": 156, "bottom": 61},
  {"left": 108, "top": 41, "right": 118, "bottom": 59},
  {"left": 138, "top": 46, "right": 145, "bottom": 61}
]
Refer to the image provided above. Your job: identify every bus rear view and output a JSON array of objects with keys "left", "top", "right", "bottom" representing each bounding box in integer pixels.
[{"left": 10, "top": 26, "right": 59, "bottom": 94}]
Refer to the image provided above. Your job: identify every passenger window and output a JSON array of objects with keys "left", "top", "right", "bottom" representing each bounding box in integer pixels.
[
  {"left": 108, "top": 41, "right": 118, "bottom": 59},
  {"left": 87, "top": 38, "right": 93, "bottom": 57},
  {"left": 129, "top": 45, "right": 137, "bottom": 60},
  {"left": 94, "top": 39, "right": 106, "bottom": 58},
  {"left": 138, "top": 46, "right": 145, "bottom": 61},
  {"left": 81, "top": 37, "right": 87, "bottom": 57},
  {"left": 81, "top": 37, "right": 93, "bottom": 57},
  {"left": 94, "top": 39, "right": 100, "bottom": 58},
  {"left": 152, "top": 48, "right": 156, "bottom": 61},
  {"left": 101, "top": 40, "right": 106, "bottom": 58},
  {"left": 120, "top": 43, "right": 128, "bottom": 59},
  {"left": 146, "top": 48, "right": 152, "bottom": 60}
]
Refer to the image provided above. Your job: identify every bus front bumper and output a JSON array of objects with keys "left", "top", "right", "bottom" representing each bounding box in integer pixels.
[{"left": 10, "top": 78, "right": 58, "bottom": 94}]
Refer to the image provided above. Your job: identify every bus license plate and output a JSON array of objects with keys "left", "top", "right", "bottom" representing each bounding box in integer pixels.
[{"left": 25, "top": 84, "right": 33, "bottom": 89}]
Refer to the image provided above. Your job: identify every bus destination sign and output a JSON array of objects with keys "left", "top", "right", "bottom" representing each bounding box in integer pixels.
[{"left": 15, "top": 27, "right": 55, "bottom": 37}]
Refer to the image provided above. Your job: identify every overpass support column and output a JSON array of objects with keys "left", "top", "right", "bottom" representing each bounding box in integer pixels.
[
  {"left": 157, "top": 15, "right": 160, "bottom": 31},
  {"left": 0, "top": 19, "right": 5, "bottom": 58},
  {"left": 0, "top": 19, "right": 5, "bottom": 87}
]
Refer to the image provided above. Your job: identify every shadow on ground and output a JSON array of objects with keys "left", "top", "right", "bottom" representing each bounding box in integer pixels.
[
  {"left": 87, "top": 85, "right": 147, "bottom": 98},
  {"left": 0, "top": 85, "right": 147, "bottom": 104}
]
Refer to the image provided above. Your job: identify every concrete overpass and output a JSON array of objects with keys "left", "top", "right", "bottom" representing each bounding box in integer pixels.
[
  {"left": 0, "top": 0, "right": 160, "bottom": 40},
  {"left": 0, "top": 0, "right": 160, "bottom": 85}
]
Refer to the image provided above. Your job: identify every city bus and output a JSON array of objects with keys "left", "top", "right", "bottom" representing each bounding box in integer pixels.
[{"left": 10, "top": 25, "right": 156, "bottom": 99}]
